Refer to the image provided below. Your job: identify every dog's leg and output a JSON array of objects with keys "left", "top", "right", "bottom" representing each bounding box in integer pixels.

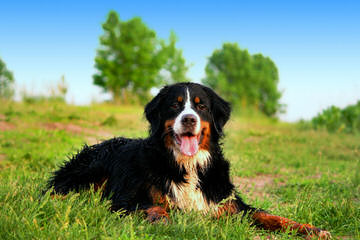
[
  {"left": 144, "top": 186, "right": 170, "bottom": 223},
  {"left": 251, "top": 211, "right": 331, "bottom": 239},
  {"left": 215, "top": 196, "right": 331, "bottom": 239},
  {"left": 145, "top": 206, "right": 170, "bottom": 223}
]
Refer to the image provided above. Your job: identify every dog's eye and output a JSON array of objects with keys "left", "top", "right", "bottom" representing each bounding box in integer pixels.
[
  {"left": 197, "top": 104, "right": 207, "bottom": 111},
  {"left": 171, "top": 102, "right": 180, "bottom": 109}
]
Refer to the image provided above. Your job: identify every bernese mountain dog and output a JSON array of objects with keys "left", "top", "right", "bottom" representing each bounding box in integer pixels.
[{"left": 46, "top": 82, "right": 330, "bottom": 239}]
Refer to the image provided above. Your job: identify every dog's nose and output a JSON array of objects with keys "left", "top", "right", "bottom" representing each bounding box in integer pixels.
[{"left": 181, "top": 114, "right": 197, "bottom": 126}]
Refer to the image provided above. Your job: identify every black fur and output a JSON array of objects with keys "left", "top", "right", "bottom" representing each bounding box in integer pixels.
[{"left": 46, "top": 82, "right": 255, "bottom": 214}]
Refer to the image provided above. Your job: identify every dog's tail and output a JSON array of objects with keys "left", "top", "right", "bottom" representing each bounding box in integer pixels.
[
  {"left": 46, "top": 144, "right": 108, "bottom": 194},
  {"left": 46, "top": 137, "right": 132, "bottom": 195}
]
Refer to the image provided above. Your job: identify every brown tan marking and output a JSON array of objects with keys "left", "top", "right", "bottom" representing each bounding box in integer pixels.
[
  {"left": 177, "top": 96, "right": 183, "bottom": 102},
  {"left": 252, "top": 212, "right": 330, "bottom": 238},
  {"left": 94, "top": 177, "right": 108, "bottom": 192},
  {"left": 164, "top": 119, "right": 175, "bottom": 149},
  {"left": 194, "top": 96, "right": 200, "bottom": 104},
  {"left": 215, "top": 199, "right": 239, "bottom": 218},
  {"left": 145, "top": 206, "right": 169, "bottom": 223},
  {"left": 199, "top": 121, "right": 211, "bottom": 150},
  {"left": 149, "top": 186, "right": 170, "bottom": 210}
]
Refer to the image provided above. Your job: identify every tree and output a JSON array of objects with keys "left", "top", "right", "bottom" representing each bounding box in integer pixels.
[
  {"left": 93, "top": 11, "right": 189, "bottom": 103},
  {"left": 160, "top": 32, "right": 190, "bottom": 84},
  {"left": 0, "top": 57, "right": 15, "bottom": 99},
  {"left": 252, "top": 54, "right": 282, "bottom": 116},
  {"left": 203, "top": 43, "right": 283, "bottom": 116}
]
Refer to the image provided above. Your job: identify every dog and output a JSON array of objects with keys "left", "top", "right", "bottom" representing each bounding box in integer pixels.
[{"left": 46, "top": 82, "right": 330, "bottom": 239}]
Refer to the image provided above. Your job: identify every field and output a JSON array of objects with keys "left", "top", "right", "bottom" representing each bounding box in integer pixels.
[{"left": 0, "top": 100, "right": 359, "bottom": 239}]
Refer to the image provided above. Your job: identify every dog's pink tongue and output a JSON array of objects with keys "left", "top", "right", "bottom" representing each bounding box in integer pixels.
[{"left": 180, "top": 136, "right": 199, "bottom": 156}]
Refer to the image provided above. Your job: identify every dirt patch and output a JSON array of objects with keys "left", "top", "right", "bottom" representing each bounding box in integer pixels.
[
  {"left": 44, "top": 122, "right": 93, "bottom": 135},
  {"left": 0, "top": 114, "right": 6, "bottom": 121},
  {"left": 243, "top": 136, "right": 263, "bottom": 144},
  {"left": 0, "top": 121, "right": 15, "bottom": 131},
  {"left": 337, "top": 236, "right": 355, "bottom": 240},
  {"left": 85, "top": 135, "right": 114, "bottom": 145},
  {"left": 0, "top": 154, "right": 6, "bottom": 162},
  {"left": 96, "top": 130, "right": 113, "bottom": 138},
  {"left": 85, "top": 136, "right": 99, "bottom": 145},
  {"left": 44, "top": 122, "right": 86, "bottom": 134},
  {"left": 233, "top": 174, "right": 285, "bottom": 199},
  {"left": 43, "top": 122, "right": 113, "bottom": 141}
]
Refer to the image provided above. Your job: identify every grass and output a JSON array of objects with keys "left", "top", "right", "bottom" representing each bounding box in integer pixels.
[{"left": 0, "top": 100, "right": 359, "bottom": 239}]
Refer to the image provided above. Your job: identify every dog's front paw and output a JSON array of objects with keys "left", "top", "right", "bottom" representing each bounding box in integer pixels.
[
  {"left": 306, "top": 230, "right": 332, "bottom": 240},
  {"left": 145, "top": 206, "right": 170, "bottom": 224},
  {"left": 318, "top": 230, "right": 332, "bottom": 239}
]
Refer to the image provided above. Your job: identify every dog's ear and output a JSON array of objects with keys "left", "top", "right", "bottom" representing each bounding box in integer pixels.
[
  {"left": 202, "top": 86, "right": 231, "bottom": 135},
  {"left": 144, "top": 86, "right": 169, "bottom": 136}
]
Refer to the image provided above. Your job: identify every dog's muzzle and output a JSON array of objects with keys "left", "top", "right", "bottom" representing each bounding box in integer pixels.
[{"left": 173, "top": 114, "right": 201, "bottom": 156}]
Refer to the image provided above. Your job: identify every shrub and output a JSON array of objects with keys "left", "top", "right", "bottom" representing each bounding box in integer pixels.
[{"left": 311, "top": 101, "right": 360, "bottom": 133}]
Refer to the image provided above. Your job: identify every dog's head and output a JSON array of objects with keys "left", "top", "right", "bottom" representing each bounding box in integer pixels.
[{"left": 145, "top": 83, "right": 231, "bottom": 157}]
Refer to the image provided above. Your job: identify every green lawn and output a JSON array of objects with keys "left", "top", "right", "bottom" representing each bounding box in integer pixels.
[{"left": 0, "top": 100, "right": 359, "bottom": 239}]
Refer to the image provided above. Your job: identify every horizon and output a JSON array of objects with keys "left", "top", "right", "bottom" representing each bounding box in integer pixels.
[{"left": 1, "top": 0, "right": 359, "bottom": 121}]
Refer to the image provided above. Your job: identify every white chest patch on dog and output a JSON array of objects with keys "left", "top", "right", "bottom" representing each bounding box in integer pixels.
[{"left": 168, "top": 150, "right": 215, "bottom": 212}]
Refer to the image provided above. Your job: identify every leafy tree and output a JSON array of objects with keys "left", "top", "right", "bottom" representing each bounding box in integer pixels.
[
  {"left": 0, "top": 57, "right": 15, "bottom": 99},
  {"left": 203, "top": 43, "right": 283, "bottom": 116},
  {"left": 93, "top": 11, "right": 188, "bottom": 103},
  {"left": 252, "top": 54, "right": 282, "bottom": 116},
  {"left": 160, "top": 32, "right": 190, "bottom": 84}
]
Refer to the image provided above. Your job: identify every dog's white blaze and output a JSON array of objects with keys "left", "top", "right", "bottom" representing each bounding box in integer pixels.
[
  {"left": 173, "top": 88, "right": 201, "bottom": 135},
  {"left": 169, "top": 87, "right": 213, "bottom": 212},
  {"left": 168, "top": 149, "right": 216, "bottom": 212}
]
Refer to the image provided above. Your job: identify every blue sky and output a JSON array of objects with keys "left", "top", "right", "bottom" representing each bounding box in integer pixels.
[{"left": 1, "top": 0, "right": 359, "bottom": 121}]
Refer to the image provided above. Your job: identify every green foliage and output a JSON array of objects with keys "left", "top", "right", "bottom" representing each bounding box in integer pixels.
[
  {"left": 203, "top": 43, "right": 283, "bottom": 117},
  {"left": 93, "top": 11, "right": 189, "bottom": 103},
  {"left": 312, "top": 101, "right": 360, "bottom": 133},
  {"left": 0, "top": 57, "right": 15, "bottom": 99}
]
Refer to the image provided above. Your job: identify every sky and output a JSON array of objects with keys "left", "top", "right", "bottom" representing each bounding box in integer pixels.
[{"left": 0, "top": 0, "right": 359, "bottom": 121}]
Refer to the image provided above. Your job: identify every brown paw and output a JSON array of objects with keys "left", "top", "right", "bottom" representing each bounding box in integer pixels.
[
  {"left": 145, "top": 206, "right": 170, "bottom": 224},
  {"left": 305, "top": 230, "right": 332, "bottom": 240},
  {"left": 318, "top": 230, "right": 332, "bottom": 239}
]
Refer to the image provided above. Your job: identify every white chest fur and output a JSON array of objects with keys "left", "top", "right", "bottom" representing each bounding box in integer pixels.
[{"left": 168, "top": 150, "right": 214, "bottom": 212}]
